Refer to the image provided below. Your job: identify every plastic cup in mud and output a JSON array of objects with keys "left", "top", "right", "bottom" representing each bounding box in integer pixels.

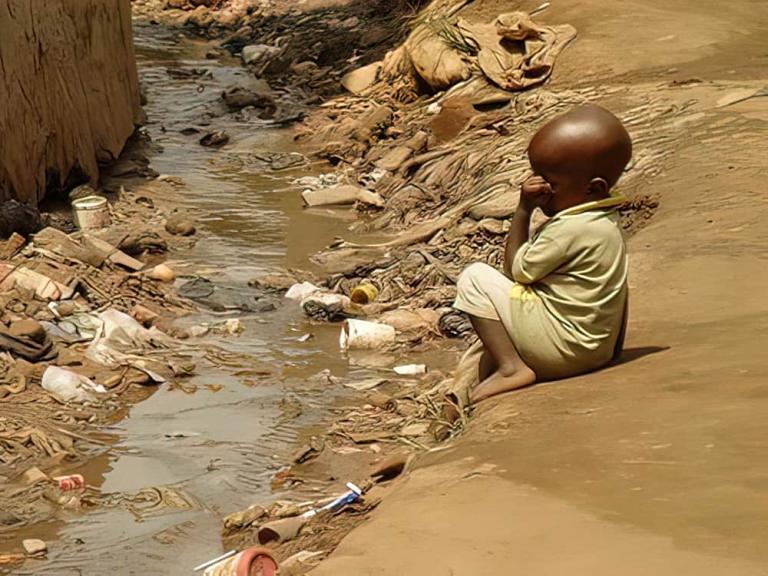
[
  {"left": 71, "top": 195, "right": 111, "bottom": 230},
  {"left": 339, "top": 319, "right": 396, "bottom": 350},
  {"left": 201, "top": 547, "right": 278, "bottom": 576},
  {"left": 53, "top": 474, "right": 85, "bottom": 491},
  {"left": 350, "top": 283, "right": 379, "bottom": 304}
]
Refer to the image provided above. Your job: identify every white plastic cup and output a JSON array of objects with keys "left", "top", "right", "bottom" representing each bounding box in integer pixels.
[
  {"left": 339, "top": 319, "right": 396, "bottom": 350},
  {"left": 72, "top": 195, "right": 111, "bottom": 230}
]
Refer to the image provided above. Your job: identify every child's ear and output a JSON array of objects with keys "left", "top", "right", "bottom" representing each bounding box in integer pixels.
[{"left": 588, "top": 177, "right": 609, "bottom": 197}]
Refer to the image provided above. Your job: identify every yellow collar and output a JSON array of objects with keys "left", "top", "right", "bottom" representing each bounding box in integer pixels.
[{"left": 555, "top": 194, "right": 627, "bottom": 218}]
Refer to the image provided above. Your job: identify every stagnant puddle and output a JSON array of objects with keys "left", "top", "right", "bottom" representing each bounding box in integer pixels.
[{"left": 7, "top": 22, "right": 439, "bottom": 575}]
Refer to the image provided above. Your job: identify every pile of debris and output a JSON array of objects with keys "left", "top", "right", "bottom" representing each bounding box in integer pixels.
[{"left": 0, "top": 182, "right": 205, "bottom": 472}]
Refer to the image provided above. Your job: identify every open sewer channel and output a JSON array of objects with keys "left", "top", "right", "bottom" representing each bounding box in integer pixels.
[{"left": 9, "top": 22, "right": 446, "bottom": 576}]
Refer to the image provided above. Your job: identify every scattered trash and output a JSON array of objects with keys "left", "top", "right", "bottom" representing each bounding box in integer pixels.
[
  {"left": 53, "top": 474, "right": 86, "bottom": 491},
  {"left": 285, "top": 281, "right": 322, "bottom": 301},
  {"left": 0, "top": 264, "right": 75, "bottom": 301},
  {"left": 41, "top": 366, "right": 106, "bottom": 403},
  {"left": 393, "top": 364, "right": 427, "bottom": 376},
  {"left": 201, "top": 547, "right": 279, "bottom": 576},
  {"left": 350, "top": 283, "right": 379, "bottom": 304},
  {"left": 301, "top": 292, "right": 350, "bottom": 322},
  {"left": 303, "top": 481, "right": 363, "bottom": 518},
  {"left": 22, "top": 539, "right": 47, "bottom": 557},
  {"left": 293, "top": 173, "right": 339, "bottom": 190},
  {"left": 195, "top": 550, "right": 237, "bottom": 573},
  {"left": 339, "top": 319, "right": 396, "bottom": 350},
  {"left": 224, "top": 318, "right": 244, "bottom": 335},
  {"left": 258, "top": 482, "right": 363, "bottom": 545},
  {"left": 296, "top": 333, "right": 313, "bottom": 343},
  {"left": 257, "top": 515, "right": 309, "bottom": 545},
  {"left": 72, "top": 195, "right": 111, "bottom": 230}
]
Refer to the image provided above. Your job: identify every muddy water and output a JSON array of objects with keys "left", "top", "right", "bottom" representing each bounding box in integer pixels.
[{"left": 9, "top": 24, "right": 423, "bottom": 576}]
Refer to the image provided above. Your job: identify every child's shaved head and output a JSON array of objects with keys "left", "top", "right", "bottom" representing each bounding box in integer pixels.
[{"left": 526, "top": 105, "right": 632, "bottom": 215}]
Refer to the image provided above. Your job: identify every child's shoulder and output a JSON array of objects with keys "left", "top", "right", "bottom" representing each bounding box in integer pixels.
[{"left": 541, "top": 209, "right": 624, "bottom": 246}]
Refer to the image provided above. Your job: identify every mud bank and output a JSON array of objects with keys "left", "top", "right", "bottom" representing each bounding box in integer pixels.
[{"left": 0, "top": 0, "right": 142, "bottom": 206}]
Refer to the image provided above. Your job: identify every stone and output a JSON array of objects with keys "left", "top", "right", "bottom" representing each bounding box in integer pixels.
[
  {"left": 147, "top": 264, "right": 175, "bottom": 283},
  {"left": 357, "top": 189, "right": 385, "bottom": 208},
  {"left": 341, "top": 62, "right": 382, "bottom": 95},
  {"left": 375, "top": 146, "right": 413, "bottom": 172},
  {"left": 375, "top": 131, "right": 429, "bottom": 171},
  {"left": 8, "top": 319, "right": 46, "bottom": 343},
  {"left": 0, "top": 233, "right": 26, "bottom": 259},
  {"left": 241, "top": 43, "right": 281, "bottom": 66},
  {"left": 249, "top": 272, "right": 298, "bottom": 292},
  {"left": 21, "top": 467, "right": 50, "bottom": 485},
  {"left": 291, "top": 61, "right": 318, "bottom": 75},
  {"left": 221, "top": 86, "right": 276, "bottom": 113},
  {"left": 130, "top": 305, "right": 159, "bottom": 327},
  {"left": 199, "top": 130, "right": 230, "bottom": 147},
  {"left": 165, "top": 216, "right": 196, "bottom": 236},
  {"left": 301, "top": 185, "right": 359, "bottom": 207},
  {"left": 22, "top": 539, "right": 47, "bottom": 556},
  {"left": 54, "top": 301, "right": 76, "bottom": 317},
  {"left": 352, "top": 106, "right": 394, "bottom": 142}
]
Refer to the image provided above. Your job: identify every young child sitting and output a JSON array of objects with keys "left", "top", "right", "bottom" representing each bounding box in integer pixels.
[{"left": 453, "top": 104, "right": 631, "bottom": 404}]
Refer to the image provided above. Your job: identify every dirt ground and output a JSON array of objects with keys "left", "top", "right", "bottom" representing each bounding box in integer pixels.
[{"left": 308, "top": 0, "right": 768, "bottom": 574}]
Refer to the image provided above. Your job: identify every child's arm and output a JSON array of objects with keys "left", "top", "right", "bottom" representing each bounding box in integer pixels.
[{"left": 503, "top": 176, "right": 553, "bottom": 278}]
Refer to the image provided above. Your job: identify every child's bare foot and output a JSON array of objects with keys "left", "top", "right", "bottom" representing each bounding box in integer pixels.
[{"left": 470, "top": 363, "right": 536, "bottom": 404}]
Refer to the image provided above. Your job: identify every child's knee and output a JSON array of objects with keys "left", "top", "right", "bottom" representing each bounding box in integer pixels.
[{"left": 457, "top": 262, "right": 496, "bottom": 295}]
